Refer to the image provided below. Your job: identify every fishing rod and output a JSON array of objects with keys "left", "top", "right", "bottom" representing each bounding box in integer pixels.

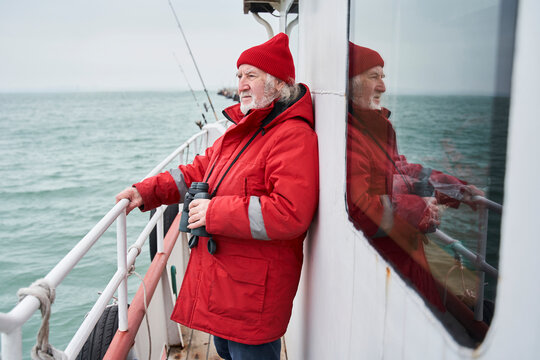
[
  {"left": 173, "top": 52, "right": 207, "bottom": 127},
  {"left": 167, "top": 0, "right": 219, "bottom": 122}
]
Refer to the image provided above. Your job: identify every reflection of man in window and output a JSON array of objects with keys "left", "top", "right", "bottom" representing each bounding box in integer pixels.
[{"left": 346, "top": 43, "right": 483, "bottom": 311}]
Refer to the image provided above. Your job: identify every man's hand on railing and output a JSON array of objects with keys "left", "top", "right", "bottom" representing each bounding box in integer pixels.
[
  {"left": 115, "top": 187, "right": 143, "bottom": 214},
  {"left": 418, "top": 197, "right": 440, "bottom": 234},
  {"left": 461, "top": 185, "right": 485, "bottom": 211}
]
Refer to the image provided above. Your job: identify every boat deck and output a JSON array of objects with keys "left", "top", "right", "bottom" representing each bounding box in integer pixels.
[{"left": 168, "top": 325, "right": 287, "bottom": 359}]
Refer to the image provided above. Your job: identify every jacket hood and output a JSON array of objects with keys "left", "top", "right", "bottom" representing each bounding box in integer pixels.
[{"left": 223, "top": 83, "right": 314, "bottom": 131}]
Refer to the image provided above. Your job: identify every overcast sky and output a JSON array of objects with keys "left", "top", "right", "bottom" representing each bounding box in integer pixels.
[
  {"left": 0, "top": 0, "right": 283, "bottom": 92},
  {"left": 1, "top": 0, "right": 513, "bottom": 95}
]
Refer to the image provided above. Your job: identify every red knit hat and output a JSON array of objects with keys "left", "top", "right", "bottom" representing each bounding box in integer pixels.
[
  {"left": 348, "top": 42, "right": 384, "bottom": 78},
  {"left": 237, "top": 33, "right": 295, "bottom": 84}
]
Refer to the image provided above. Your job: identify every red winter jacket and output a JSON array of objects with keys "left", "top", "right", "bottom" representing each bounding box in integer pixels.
[
  {"left": 134, "top": 84, "right": 318, "bottom": 344},
  {"left": 346, "top": 106, "right": 467, "bottom": 311}
]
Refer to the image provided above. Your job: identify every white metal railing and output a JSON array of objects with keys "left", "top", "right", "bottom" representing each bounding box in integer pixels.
[
  {"left": 430, "top": 195, "right": 502, "bottom": 322},
  {"left": 0, "top": 128, "right": 211, "bottom": 360}
]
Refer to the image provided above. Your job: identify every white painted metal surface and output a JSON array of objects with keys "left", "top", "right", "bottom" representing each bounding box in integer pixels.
[
  {"left": 478, "top": 0, "right": 540, "bottom": 358},
  {"left": 157, "top": 206, "right": 165, "bottom": 254},
  {"left": 0, "top": 328, "right": 22, "bottom": 360},
  {"left": 251, "top": 12, "right": 274, "bottom": 39},
  {"left": 288, "top": 1, "right": 350, "bottom": 359},
  {"left": 117, "top": 209, "right": 128, "bottom": 332},
  {"left": 287, "top": 0, "right": 540, "bottom": 359}
]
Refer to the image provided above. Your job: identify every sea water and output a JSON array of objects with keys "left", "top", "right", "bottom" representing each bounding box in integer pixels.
[
  {"left": 0, "top": 91, "right": 236, "bottom": 356},
  {"left": 0, "top": 92, "right": 507, "bottom": 357}
]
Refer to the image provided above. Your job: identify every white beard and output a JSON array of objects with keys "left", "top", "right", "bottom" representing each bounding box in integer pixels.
[
  {"left": 239, "top": 77, "right": 281, "bottom": 114},
  {"left": 350, "top": 95, "right": 381, "bottom": 111},
  {"left": 369, "top": 98, "right": 382, "bottom": 110},
  {"left": 240, "top": 92, "right": 277, "bottom": 114},
  {"left": 240, "top": 95, "right": 258, "bottom": 114}
]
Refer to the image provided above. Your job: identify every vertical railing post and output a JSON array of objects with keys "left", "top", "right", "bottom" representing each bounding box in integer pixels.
[
  {"left": 474, "top": 204, "right": 489, "bottom": 321},
  {"left": 179, "top": 149, "right": 184, "bottom": 165},
  {"left": 157, "top": 205, "right": 165, "bottom": 254},
  {"left": 1, "top": 327, "right": 23, "bottom": 360},
  {"left": 116, "top": 208, "right": 128, "bottom": 331}
]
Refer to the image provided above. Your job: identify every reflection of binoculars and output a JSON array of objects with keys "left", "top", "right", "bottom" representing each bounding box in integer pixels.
[
  {"left": 412, "top": 168, "right": 434, "bottom": 197},
  {"left": 413, "top": 180, "right": 434, "bottom": 197},
  {"left": 179, "top": 182, "right": 216, "bottom": 254}
]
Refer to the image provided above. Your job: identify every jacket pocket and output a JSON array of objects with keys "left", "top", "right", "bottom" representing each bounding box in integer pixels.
[
  {"left": 244, "top": 175, "right": 267, "bottom": 197},
  {"left": 208, "top": 255, "right": 268, "bottom": 323}
]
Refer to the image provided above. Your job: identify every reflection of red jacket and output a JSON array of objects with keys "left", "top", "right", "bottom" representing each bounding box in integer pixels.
[
  {"left": 134, "top": 84, "right": 318, "bottom": 344},
  {"left": 346, "top": 107, "right": 466, "bottom": 238},
  {"left": 346, "top": 107, "right": 466, "bottom": 311}
]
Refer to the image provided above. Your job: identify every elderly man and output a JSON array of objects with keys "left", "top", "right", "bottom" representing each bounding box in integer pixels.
[
  {"left": 346, "top": 43, "right": 483, "bottom": 311},
  {"left": 116, "top": 33, "right": 318, "bottom": 359}
]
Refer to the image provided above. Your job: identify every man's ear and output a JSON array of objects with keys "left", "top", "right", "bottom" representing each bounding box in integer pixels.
[{"left": 275, "top": 79, "right": 285, "bottom": 92}]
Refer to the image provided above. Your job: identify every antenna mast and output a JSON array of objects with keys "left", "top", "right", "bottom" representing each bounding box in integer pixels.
[{"left": 168, "top": 0, "right": 219, "bottom": 122}]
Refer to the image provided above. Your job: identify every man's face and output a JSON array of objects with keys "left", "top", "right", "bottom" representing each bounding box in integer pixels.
[
  {"left": 237, "top": 64, "right": 280, "bottom": 114},
  {"left": 349, "top": 66, "right": 386, "bottom": 110}
]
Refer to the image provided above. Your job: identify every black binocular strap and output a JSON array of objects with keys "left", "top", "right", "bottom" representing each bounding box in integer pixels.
[
  {"left": 192, "top": 114, "right": 278, "bottom": 255},
  {"left": 209, "top": 126, "right": 264, "bottom": 198},
  {"left": 205, "top": 106, "right": 282, "bottom": 198}
]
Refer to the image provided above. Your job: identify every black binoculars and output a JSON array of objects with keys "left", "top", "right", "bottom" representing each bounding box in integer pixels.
[
  {"left": 179, "top": 182, "right": 216, "bottom": 254},
  {"left": 179, "top": 182, "right": 211, "bottom": 236}
]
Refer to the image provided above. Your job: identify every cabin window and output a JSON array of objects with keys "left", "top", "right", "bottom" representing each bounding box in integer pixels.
[{"left": 346, "top": 0, "right": 516, "bottom": 346}]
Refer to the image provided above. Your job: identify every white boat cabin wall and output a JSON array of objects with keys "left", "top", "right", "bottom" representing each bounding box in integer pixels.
[{"left": 289, "top": 0, "right": 540, "bottom": 359}]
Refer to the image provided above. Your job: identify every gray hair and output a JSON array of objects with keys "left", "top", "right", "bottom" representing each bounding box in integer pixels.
[{"left": 266, "top": 74, "right": 302, "bottom": 106}]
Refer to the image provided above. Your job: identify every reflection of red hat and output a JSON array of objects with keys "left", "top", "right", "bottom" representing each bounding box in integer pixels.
[
  {"left": 237, "top": 33, "right": 295, "bottom": 83},
  {"left": 349, "top": 42, "right": 384, "bottom": 78}
]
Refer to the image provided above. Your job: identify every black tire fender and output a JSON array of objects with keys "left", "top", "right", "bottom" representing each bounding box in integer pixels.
[{"left": 76, "top": 304, "right": 119, "bottom": 360}]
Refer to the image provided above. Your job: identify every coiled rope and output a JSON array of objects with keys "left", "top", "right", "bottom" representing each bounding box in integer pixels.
[{"left": 17, "top": 279, "right": 67, "bottom": 360}]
